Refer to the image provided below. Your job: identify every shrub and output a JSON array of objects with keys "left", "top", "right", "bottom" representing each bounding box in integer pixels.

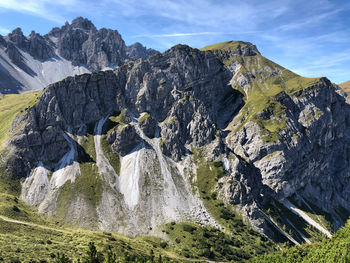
[
  {"left": 183, "top": 224, "right": 197, "bottom": 233},
  {"left": 12, "top": 205, "right": 20, "bottom": 212}
]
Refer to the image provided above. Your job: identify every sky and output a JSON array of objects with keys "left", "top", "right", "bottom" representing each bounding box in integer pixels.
[{"left": 0, "top": 0, "right": 349, "bottom": 83}]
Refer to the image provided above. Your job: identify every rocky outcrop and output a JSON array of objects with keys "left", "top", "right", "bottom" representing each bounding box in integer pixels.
[
  {"left": 3, "top": 40, "right": 350, "bottom": 243},
  {"left": 126, "top": 42, "right": 158, "bottom": 61},
  {"left": 0, "top": 17, "right": 156, "bottom": 94}
]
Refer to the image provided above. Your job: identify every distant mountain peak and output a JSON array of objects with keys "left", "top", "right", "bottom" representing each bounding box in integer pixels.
[
  {"left": 0, "top": 17, "right": 158, "bottom": 94},
  {"left": 70, "top": 16, "right": 96, "bottom": 31}
]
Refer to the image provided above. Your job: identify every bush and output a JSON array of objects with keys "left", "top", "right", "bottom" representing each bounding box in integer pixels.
[
  {"left": 183, "top": 224, "right": 197, "bottom": 233},
  {"left": 220, "top": 208, "right": 235, "bottom": 220},
  {"left": 12, "top": 206, "right": 20, "bottom": 212}
]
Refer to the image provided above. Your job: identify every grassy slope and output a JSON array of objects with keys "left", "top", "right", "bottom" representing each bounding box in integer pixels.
[
  {"left": 173, "top": 148, "right": 277, "bottom": 261},
  {"left": 202, "top": 41, "right": 321, "bottom": 143},
  {"left": 0, "top": 218, "right": 184, "bottom": 263},
  {"left": 0, "top": 91, "right": 41, "bottom": 151},
  {"left": 252, "top": 220, "right": 350, "bottom": 263},
  {"left": 339, "top": 80, "right": 350, "bottom": 94},
  {"left": 201, "top": 40, "right": 253, "bottom": 51}
]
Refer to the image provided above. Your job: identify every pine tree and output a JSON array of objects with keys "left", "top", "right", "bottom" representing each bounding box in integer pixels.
[
  {"left": 103, "top": 246, "right": 116, "bottom": 263},
  {"left": 82, "top": 242, "right": 100, "bottom": 263},
  {"left": 54, "top": 253, "right": 72, "bottom": 263}
]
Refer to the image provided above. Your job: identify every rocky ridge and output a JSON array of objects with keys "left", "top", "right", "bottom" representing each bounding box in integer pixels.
[
  {"left": 0, "top": 17, "right": 157, "bottom": 94},
  {"left": 1, "top": 40, "right": 350, "bottom": 244}
]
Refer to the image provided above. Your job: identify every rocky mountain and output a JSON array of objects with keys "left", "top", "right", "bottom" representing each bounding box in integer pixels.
[
  {"left": 1, "top": 39, "right": 350, "bottom": 249},
  {"left": 0, "top": 17, "right": 157, "bottom": 94}
]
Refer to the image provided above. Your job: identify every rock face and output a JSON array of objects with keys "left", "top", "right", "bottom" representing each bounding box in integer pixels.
[
  {"left": 0, "top": 17, "right": 157, "bottom": 94},
  {"left": 3, "top": 40, "right": 350, "bottom": 243}
]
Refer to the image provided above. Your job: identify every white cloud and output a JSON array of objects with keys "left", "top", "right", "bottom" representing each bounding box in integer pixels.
[
  {"left": 0, "top": 0, "right": 78, "bottom": 23},
  {"left": 278, "top": 9, "right": 341, "bottom": 31},
  {"left": 110, "top": 0, "right": 289, "bottom": 30}
]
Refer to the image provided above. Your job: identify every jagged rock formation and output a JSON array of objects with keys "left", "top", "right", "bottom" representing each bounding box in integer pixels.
[
  {"left": 2, "top": 40, "right": 350, "bottom": 244},
  {"left": 0, "top": 17, "right": 157, "bottom": 94}
]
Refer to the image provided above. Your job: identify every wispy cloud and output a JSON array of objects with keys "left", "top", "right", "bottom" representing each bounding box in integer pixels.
[
  {"left": 132, "top": 32, "right": 222, "bottom": 38},
  {"left": 110, "top": 0, "right": 289, "bottom": 30},
  {"left": 0, "top": 0, "right": 78, "bottom": 23},
  {"left": 278, "top": 9, "right": 341, "bottom": 31},
  {"left": 131, "top": 30, "right": 260, "bottom": 38}
]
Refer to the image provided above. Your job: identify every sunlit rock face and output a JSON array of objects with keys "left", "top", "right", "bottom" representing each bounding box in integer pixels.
[{"left": 3, "top": 40, "right": 350, "bottom": 241}]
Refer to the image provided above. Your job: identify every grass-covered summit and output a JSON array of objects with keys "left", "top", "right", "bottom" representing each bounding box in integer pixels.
[{"left": 202, "top": 40, "right": 322, "bottom": 143}]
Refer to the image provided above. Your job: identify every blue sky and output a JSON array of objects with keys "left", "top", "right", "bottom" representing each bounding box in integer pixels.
[{"left": 0, "top": 0, "right": 349, "bottom": 83}]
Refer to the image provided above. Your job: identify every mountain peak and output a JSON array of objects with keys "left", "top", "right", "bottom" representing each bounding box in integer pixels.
[
  {"left": 9, "top": 27, "right": 24, "bottom": 36},
  {"left": 70, "top": 16, "right": 96, "bottom": 31},
  {"left": 201, "top": 40, "right": 260, "bottom": 56}
]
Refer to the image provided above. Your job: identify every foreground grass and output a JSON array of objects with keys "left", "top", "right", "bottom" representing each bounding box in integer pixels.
[{"left": 0, "top": 218, "right": 179, "bottom": 263}]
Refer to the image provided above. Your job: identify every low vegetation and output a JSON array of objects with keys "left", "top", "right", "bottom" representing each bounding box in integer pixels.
[
  {"left": 0, "top": 91, "right": 41, "bottom": 150},
  {"left": 187, "top": 148, "right": 276, "bottom": 261},
  {"left": 202, "top": 41, "right": 321, "bottom": 143},
  {"left": 252, "top": 220, "right": 350, "bottom": 263}
]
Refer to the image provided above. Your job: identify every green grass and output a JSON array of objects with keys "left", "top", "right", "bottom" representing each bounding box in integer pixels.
[
  {"left": 201, "top": 41, "right": 322, "bottom": 143},
  {"left": 138, "top": 112, "right": 151, "bottom": 124},
  {"left": 252, "top": 220, "right": 350, "bottom": 263},
  {"left": 0, "top": 91, "right": 41, "bottom": 150},
  {"left": 164, "top": 221, "right": 262, "bottom": 261},
  {"left": 287, "top": 197, "right": 334, "bottom": 233},
  {"left": 226, "top": 53, "right": 320, "bottom": 143},
  {"left": 262, "top": 198, "right": 327, "bottom": 245},
  {"left": 339, "top": 80, "right": 350, "bottom": 94},
  {"left": 101, "top": 135, "right": 121, "bottom": 175},
  {"left": 0, "top": 218, "right": 185, "bottom": 263},
  {"left": 0, "top": 193, "right": 55, "bottom": 226},
  {"left": 0, "top": 167, "right": 21, "bottom": 196},
  {"left": 201, "top": 40, "right": 253, "bottom": 51},
  {"left": 190, "top": 148, "right": 276, "bottom": 260}
]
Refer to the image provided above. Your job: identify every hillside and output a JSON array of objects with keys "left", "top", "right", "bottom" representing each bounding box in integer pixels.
[
  {"left": 339, "top": 80, "right": 350, "bottom": 94},
  {"left": 1, "top": 40, "right": 350, "bottom": 262},
  {"left": 252, "top": 220, "right": 350, "bottom": 262}
]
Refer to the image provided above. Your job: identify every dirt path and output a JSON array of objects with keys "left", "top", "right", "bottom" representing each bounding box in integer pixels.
[{"left": 0, "top": 215, "right": 71, "bottom": 234}]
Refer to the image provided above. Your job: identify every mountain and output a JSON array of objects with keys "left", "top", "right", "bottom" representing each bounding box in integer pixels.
[
  {"left": 1, "top": 39, "right": 350, "bottom": 261},
  {"left": 0, "top": 17, "right": 157, "bottom": 94},
  {"left": 339, "top": 80, "right": 350, "bottom": 94}
]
